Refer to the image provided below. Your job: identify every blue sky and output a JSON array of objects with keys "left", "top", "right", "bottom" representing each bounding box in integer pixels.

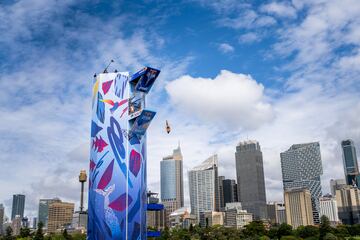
[{"left": 1, "top": 0, "right": 360, "bottom": 219}]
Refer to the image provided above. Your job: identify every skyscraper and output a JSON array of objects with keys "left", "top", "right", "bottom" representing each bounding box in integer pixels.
[
  {"left": 284, "top": 188, "right": 314, "bottom": 228},
  {"left": 47, "top": 201, "right": 74, "bottom": 233},
  {"left": 341, "top": 139, "right": 360, "bottom": 187},
  {"left": 336, "top": 185, "right": 360, "bottom": 224},
  {"left": 223, "top": 179, "right": 238, "bottom": 206},
  {"left": 11, "top": 194, "right": 25, "bottom": 220},
  {"left": 280, "top": 142, "right": 323, "bottom": 224},
  {"left": 160, "top": 145, "right": 184, "bottom": 209},
  {"left": 160, "top": 145, "right": 184, "bottom": 223},
  {"left": 0, "top": 204, "right": 4, "bottom": 235},
  {"left": 330, "top": 179, "right": 346, "bottom": 196},
  {"left": 38, "top": 198, "right": 61, "bottom": 228},
  {"left": 218, "top": 176, "right": 225, "bottom": 210},
  {"left": 235, "top": 140, "right": 267, "bottom": 220},
  {"left": 188, "top": 155, "right": 220, "bottom": 221}
]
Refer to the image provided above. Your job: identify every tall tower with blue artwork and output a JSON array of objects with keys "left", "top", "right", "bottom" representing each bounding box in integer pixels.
[{"left": 88, "top": 67, "right": 160, "bottom": 239}]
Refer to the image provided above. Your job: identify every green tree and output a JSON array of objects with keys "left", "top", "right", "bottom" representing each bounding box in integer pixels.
[
  {"left": 320, "top": 215, "right": 333, "bottom": 239},
  {"left": 243, "top": 221, "right": 266, "bottom": 238},
  {"left": 33, "top": 222, "right": 44, "bottom": 240},
  {"left": 268, "top": 227, "right": 279, "bottom": 239},
  {"left": 63, "top": 229, "right": 72, "bottom": 240},
  {"left": 4, "top": 226, "right": 13, "bottom": 240},
  {"left": 277, "top": 223, "right": 293, "bottom": 239},
  {"left": 334, "top": 224, "right": 350, "bottom": 239},
  {"left": 323, "top": 233, "right": 337, "bottom": 240},
  {"left": 296, "top": 225, "right": 319, "bottom": 239},
  {"left": 19, "top": 227, "right": 30, "bottom": 238},
  {"left": 280, "top": 236, "right": 298, "bottom": 240}
]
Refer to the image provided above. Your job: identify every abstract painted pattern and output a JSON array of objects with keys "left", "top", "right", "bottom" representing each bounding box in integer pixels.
[{"left": 88, "top": 71, "right": 153, "bottom": 240}]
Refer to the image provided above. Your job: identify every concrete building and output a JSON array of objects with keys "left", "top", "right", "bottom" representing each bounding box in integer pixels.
[
  {"left": 235, "top": 140, "right": 267, "bottom": 220},
  {"left": 342, "top": 140, "right": 360, "bottom": 187},
  {"left": 38, "top": 198, "right": 62, "bottom": 228},
  {"left": 330, "top": 179, "right": 346, "bottom": 196},
  {"left": 281, "top": 142, "right": 323, "bottom": 224},
  {"left": 224, "top": 202, "right": 253, "bottom": 229},
  {"left": 267, "top": 202, "right": 286, "bottom": 225},
  {"left": 71, "top": 211, "right": 87, "bottom": 231},
  {"left": 32, "top": 217, "right": 37, "bottom": 230},
  {"left": 168, "top": 207, "right": 196, "bottom": 229},
  {"left": 188, "top": 155, "right": 220, "bottom": 221},
  {"left": 223, "top": 179, "right": 238, "bottom": 206},
  {"left": 319, "top": 196, "right": 339, "bottom": 225},
  {"left": 0, "top": 204, "right": 4, "bottom": 235},
  {"left": 47, "top": 201, "right": 74, "bottom": 233},
  {"left": 336, "top": 185, "right": 360, "bottom": 225},
  {"left": 199, "top": 211, "right": 224, "bottom": 227},
  {"left": 147, "top": 192, "right": 166, "bottom": 230},
  {"left": 218, "top": 176, "right": 225, "bottom": 210},
  {"left": 11, "top": 216, "right": 22, "bottom": 236},
  {"left": 11, "top": 194, "right": 25, "bottom": 220},
  {"left": 160, "top": 145, "right": 184, "bottom": 224},
  {"left": 284, "top": 188, "right": 314, "bottom": 228}
]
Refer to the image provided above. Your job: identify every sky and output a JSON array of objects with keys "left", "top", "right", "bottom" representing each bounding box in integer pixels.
[{"left": 0, "top": 0, "right": 360, "bottom": 220}]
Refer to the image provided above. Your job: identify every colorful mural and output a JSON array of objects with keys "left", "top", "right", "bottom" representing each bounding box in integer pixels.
[{"left": 88, "top": 68, "right": 159, "bottom": 240}]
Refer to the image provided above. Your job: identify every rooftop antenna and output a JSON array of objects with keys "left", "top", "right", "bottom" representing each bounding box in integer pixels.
[{"left": 103, "top": 59, "right": 114, "bottom": 73}]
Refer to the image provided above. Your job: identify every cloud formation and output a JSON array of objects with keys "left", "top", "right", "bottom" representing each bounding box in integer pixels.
[{"left": 166, "top": 70, "right": 274, "bottom": 130}]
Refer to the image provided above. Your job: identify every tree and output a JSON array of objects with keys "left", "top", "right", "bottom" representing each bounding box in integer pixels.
[
  {"left": 277, "top": 223, "right": 293, "bottom": 239},
  {"left": 334, "top": 224, "right": 350, "bottom": 239},
  {"left": 280, "top": 236, "right": 298, "bottom": 240},
  {"left": 243, "top": 221, "right": 266, "bottom": 237},
  {"left": 63, "top": 229, "right": 72, "bottom": 240},
  {"left": 4, "top": 226, "right": 13, "bottom": 240},
  {"left": 323, "top": 233, "right": 337, "bottom": 240},
  {"left": 19, "top": 227, "right": 31, "bottom": 238},
  {"left": 296, "top": 225, "right": 319, "bottom": 239},
  {"left": 34, "top": 222, "right": 44, "bottom": 240},
  {"left": 320, "top": 215, "right": 333, "bottom": 239}
]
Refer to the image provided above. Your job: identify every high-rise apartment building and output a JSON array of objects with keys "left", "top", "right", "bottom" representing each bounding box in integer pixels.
[
  {"left": 235, "top": 140, "right": 267, "bottom": 220},
  {"left": 38, "top": 198, "right": 61, "bottom": 228},
  {"left": 188, "top": 155, "right": 220, "bottom": 221},
  {"left": 284, "top": 188, "right": 314, "bottom": 228},
  {"left": 0, "top": 204, "right": 4, "bottom": 235},
  {"left": 342, "top": 139, "right": 360, "bottom": 187},
  {"left": 160, "top": 145, "right": 184, "bottom": 222},
  {"left": 330, "top": 179, "right": 346, "bottom": 196},
  {"left": 319, "top": 196, "right": 339, "bottom": 225},
  {"left": 11, "top": 194, "right": 25, "bottom": 220},
  {"left": 267, "top": 202, "right": 286, "bottom": 224},
  {"left": 218, "top": 176, "right": 225, "bottom": 210},
  {"left": 223, "top": 179, "right": 238, "bottom": 207},
  {"left": 224, "top": 202, "right": 253, "bottom": 229},
  {"left": 280, "top": 142, "right": 323, "bottom": 223},
  {"left": 336, "top": 185, "right": 360, "bottom": 225},
  {"left": 47, "top": 201, "right": 74, "bottom": 233}
]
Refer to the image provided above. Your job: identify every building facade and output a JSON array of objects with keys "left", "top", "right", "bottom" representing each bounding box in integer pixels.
[
  {"left": 160, "top": 145, "right": 184, "bottom": 224},
  {"left": 11, "top": 216, "right": 22, "bottom": 236},
  {"left": 0, "top": 204, "right": 4, "bottom": 235},
  {"left": 11, "top": 194, "right": 25, "bottom": 220},
  {"left": 330, "top": 179, "right": 346, "bottom": 196},
  {"left": 188, "top": 155, "right": 220, "bottom": 221},
  {"left": 267, "top": 202, "right": 286, "bottom": 225},
  {"left": 223, "top": 179, "right": 238, "bottom": 206},
  {"left": 284, "top": 188, "right": 314, "bottom": 228},
  {"left": 47, "top": 201, "right": 74, "bottom": 233},
  {"left": 224, "top": 202, "right": 253, "bottom": 229},
  {"left": 336, "top": 185, "right": 360, "bottom": 225},
  {"left": 342, "top": 139, "right": 360, "bottom": 187},
  {"left": 280, "top": 142, "right": 323, "bottom": 224},
  {"left": 218, "top": 176, "right": 225, "bottom": 211},
  {"left": 146, "top": 192, "right": 166, "bottom": 230},
  {"left": 319, "top": 196, "right": 339, "bottom": 225},
  {"left": 199, "top": 211, "right": 224, "bottom": 227},
  {"left": 38, "top": 198, "right": 61, "bottom": 228},
  {"left": 235, "top": 140, "right": 267, "bottom": 220},
  {"left": 168, "top": 207, "right": 196, "bottom": 229}
]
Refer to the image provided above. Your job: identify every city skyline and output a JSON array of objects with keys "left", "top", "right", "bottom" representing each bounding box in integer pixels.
[{"left": 0, "top": 0, "right": 360, "bottom": 221}]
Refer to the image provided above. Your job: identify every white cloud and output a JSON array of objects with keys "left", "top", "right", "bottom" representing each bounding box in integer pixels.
[
  {"left": 260, "top": 2, "right": 297, "bottom": 18},
  {"left": 238, "top": 32, "right": 261, "bottom": 43},
  {"left": 166, "top": 70, "right": 274, "bottom": 130},
  {"left": 218, "top": 43, "right": 234, "bottom": 53}
]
